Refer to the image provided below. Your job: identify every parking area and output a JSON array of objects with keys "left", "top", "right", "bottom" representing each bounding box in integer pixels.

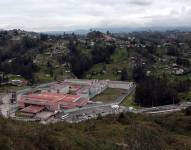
[{"left": 59, "top": 105, "right": 124, "bottom": 123}]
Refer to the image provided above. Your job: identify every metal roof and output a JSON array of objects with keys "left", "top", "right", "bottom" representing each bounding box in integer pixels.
[
  {"left": 20, "top": 105, "right": 44, "bottom": 114},
  {"left": 20, "top": 93, "right": 81, "bottom": 105}
]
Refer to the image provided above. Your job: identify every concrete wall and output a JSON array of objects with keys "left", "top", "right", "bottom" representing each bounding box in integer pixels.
[
  {"left": 51, "top": 86, "right": 69, "bottom": 94},
  {"left": 59, "top": 86, "right": 69, "bottom": 94},
  {"left": 0, "top": 94, "right": 4, "bottom": 104},
  {"left": 49, "top": 103, "right": 60, "bottom": 111},
  {"left": 64, "top": 79, "right": 92, "bottom": 85},
  {"left": 108, "top": 81, "right": 134, "bottom": 90},
  {"left": 78, "top": 93, "right": 90, "bottom": 100},
  {"left": 0, "top": 93, "right": 12, "bottom": 104},
  {"left": 41, "top": 86, "right": 69, "bottom": 95}
]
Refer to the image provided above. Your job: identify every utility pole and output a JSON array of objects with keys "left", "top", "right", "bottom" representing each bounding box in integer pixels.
[{"left": 173, "top": 96, "right": 175, "bottom": 105}]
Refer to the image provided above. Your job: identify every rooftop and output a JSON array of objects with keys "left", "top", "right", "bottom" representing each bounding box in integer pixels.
[
  {"left": 25, "top": 93, "right": 67, "bottom": 102},
  {"left": 20, "top": 105, "right": 44, "bottom": 114},
  {"left": 22, "top": 93, "right": 81, "bottom": 103}
]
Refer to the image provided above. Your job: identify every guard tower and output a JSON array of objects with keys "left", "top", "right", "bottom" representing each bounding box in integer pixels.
[{"left": 10, "top": 92, "right": 17, "bottom": 104}]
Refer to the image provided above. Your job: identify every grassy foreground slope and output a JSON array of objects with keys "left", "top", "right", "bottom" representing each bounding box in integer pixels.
[{"left": 0, "top": 112, "right": 191, "bottom": 150}]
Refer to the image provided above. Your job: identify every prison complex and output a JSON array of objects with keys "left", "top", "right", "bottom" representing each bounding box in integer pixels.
[{"left": 18, "top": 79, "right": 134, "bottom": 115}]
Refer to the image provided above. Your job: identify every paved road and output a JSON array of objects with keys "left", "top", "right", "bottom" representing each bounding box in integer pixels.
[
  {"left": 62, "top": 100, "right": 191, "bottom": 123},
  {"left": 60, "top": 105, "right": 124, "bottom": 123},
  {"left": 127, "top": 101, "right": 191, "bottom": 115}
]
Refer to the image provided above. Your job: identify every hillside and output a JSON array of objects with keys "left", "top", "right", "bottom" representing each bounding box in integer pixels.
[
  {"left": 83, "top": 31, "right": 191, "bottom": 105},
  {"left": 0, "top": 111, "right": 191, "bottom": 150},
  {"left": 0, "top": 30, "right": 191, "bottom": 150},
  {"left": 0, "top": 29, "right": 191, "bottom": 106},
  {"left": 0, "top": 29, "right": 74, "bottom": 89}
]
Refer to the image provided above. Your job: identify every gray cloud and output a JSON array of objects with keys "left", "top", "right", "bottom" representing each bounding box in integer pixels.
[
  {"left": 0, "top": 0, "right": 191, "bottom": 31},
  {"left": 129, "top": 0, "right": 152, "bottom": 6}
]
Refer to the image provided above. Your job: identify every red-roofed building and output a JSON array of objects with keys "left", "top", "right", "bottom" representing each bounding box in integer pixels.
[
  {"left": 18, "top": 93, "right": 88, "bottom": 113},
  {"left": 20, "top": 105, "right": 45, "bottom": 114}
]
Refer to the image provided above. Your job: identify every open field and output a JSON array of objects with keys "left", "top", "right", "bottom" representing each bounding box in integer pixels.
[
  {"left": 0, "top": 85, "right": 29, "bottom": 93},
  {"left": 121, "top": 91, "right": 135, "bottom": 106},
  {"left": 92, "top": 88, "right": 126, "bottom": 103},
  {"left": 121, "top": 91, "right": 142, "bottom": 109}
]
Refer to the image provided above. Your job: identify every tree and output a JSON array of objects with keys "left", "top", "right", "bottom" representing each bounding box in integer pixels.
[
  {"left": 102, "top": 63, "right": 107, "bottom": 72},
  {"left": 68, "top": 40, "right": 78, "bottom": 54},
  {"left": 47, "top": 61, "right": 54, "bottom": 77},
  {"left": 22, "top": 36, "right": 38, "bottom": 49},
  {"left": 132, "top": 66, "right": 146, "bottom": 82},
  {"left": 175, "top": 79, "right": 190, "bottom": 93},
  {"left": 135, "top": 76, "right": 179, "bottom": 107},
  {"left": 124, "top": 124, "right": 166, "bottom": 150},
  {"left": 0, "top": 55, "right": 38, "bottom": 81},
  {"left": 40, "top": 34, "right": 48, "bottom": 41},
  {"left": 184, "top": 106, "right": 191, "bottom": 116},
  {"left": 167, "top": 46, "right": 179, "bottom": 56},
  {"left": 146, "top": 45, "right": 156, "bottom": 54},
  {"left": 176, "top": 57, "right": 190, "bottom": 67},
  {"left": 91, "top": 43, "right": 116, "bottom": 64},
  {"left": 121, "top": 68, "right": 128, "bottom": 81},
  {"left": 106, "top": 30, "right": 110, "bottom": 35},
  {"left": 67, "top": 39, "right": 115, "bottom": 78}
]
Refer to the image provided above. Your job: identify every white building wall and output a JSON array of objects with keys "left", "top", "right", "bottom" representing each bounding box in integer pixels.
[
  {"left": 59, "top": 86, "right": 70, "bottom": 94},
  {"left": 108, "top": 81, "right": 134, "bottom": 90},
  {"left": 78, "top": 93, "right": 90, "bottom": 100}
]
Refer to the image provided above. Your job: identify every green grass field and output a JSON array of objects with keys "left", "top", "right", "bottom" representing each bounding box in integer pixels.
[
  {"left": 121, "top": 91, "right": 135, "bottom": 106},
  {"left": 0, "top": 85, "right": 29, "bottom": 93},
  {"left": 178, "top": 91, "right": 191, "bottom": 102},
  {"left": 92, "top": 88, "right": 126, "bottom": 103}
]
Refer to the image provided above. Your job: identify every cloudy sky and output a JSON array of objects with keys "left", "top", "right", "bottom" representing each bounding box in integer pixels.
[{"left": 0, "top": 0, "right": 191, "bottom": 31}]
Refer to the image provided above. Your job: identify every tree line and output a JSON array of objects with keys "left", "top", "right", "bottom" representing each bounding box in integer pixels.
[
  {"left": 134, "top": 70, "right": 190, "bottom": 107},
  {"left": 66, "top": 39, "right": 116, "bottom": 78}
]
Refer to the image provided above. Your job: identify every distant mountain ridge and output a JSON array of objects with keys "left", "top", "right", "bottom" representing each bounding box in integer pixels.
[{"left": 44, "top": 26, "right": 191, "bottom": 35}]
